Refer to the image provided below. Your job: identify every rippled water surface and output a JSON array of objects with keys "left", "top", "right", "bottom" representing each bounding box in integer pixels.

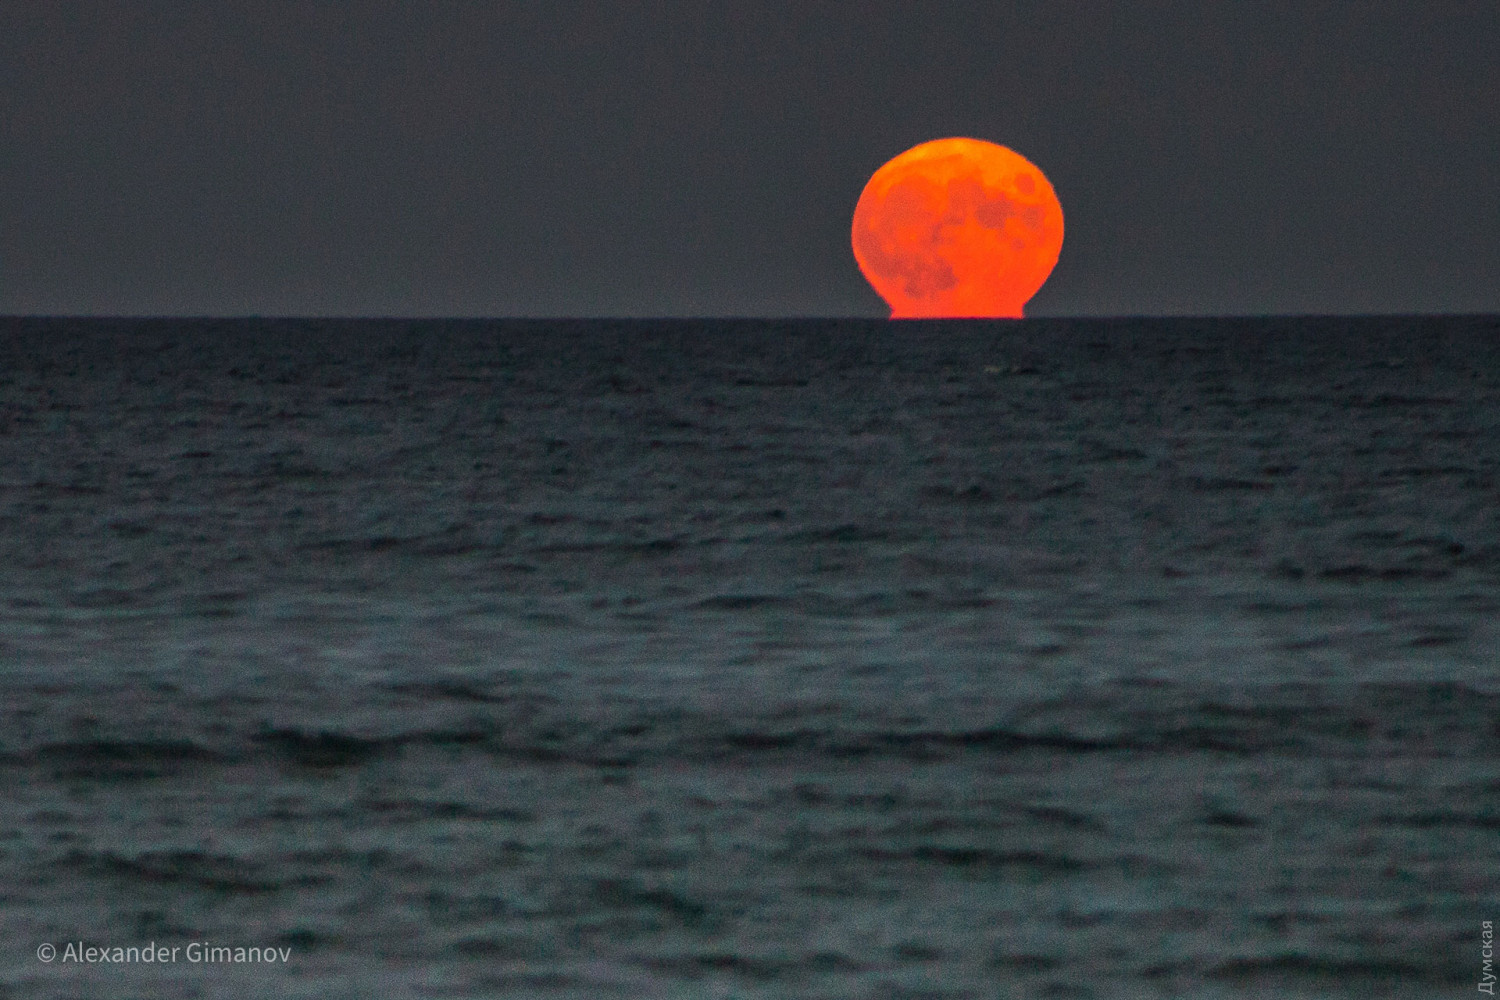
[{"left": 1, "top": 317, "right": 1497, "bottom": 998}]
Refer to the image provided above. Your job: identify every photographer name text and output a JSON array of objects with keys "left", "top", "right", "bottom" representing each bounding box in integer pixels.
[{"left": 38, "top": 941, "right": 290, "bottom": 964}]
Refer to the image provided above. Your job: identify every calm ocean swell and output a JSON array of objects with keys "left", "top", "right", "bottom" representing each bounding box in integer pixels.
[{"left": 1, "top": 316, "right": 1497, "bottom": 997}]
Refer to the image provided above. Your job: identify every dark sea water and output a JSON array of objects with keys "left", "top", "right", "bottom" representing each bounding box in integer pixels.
[{"left": 0, "top": 316, "right": 1497, "bottom": 998}]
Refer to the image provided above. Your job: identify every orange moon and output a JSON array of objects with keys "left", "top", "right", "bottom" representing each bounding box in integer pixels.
[{"left": 852, "top": 138, "right": 1064, "bottom": 318}]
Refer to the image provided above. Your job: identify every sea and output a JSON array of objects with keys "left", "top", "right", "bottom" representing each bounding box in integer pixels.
[{"left": 0, "top": 316, "right": 1496, "bottom": 998}]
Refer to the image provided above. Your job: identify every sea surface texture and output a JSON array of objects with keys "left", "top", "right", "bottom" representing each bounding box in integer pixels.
[{"left": 0, "top": 316, "right": 1496, "bottom": 999}]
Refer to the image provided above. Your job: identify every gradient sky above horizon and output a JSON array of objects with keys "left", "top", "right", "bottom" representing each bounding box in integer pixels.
[{"left": 1, "top": 1, "right": 1497, "bottom": 318}]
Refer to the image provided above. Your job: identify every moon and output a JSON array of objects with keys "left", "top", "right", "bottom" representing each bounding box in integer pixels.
[{"left": 852, "top": 138, "right": 1064, "bottom": 319}]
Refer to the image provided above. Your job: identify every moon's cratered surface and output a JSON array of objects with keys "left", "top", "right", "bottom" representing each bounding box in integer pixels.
[{"left": 853, "top": 137, "right": 1064, "bottom": 318}]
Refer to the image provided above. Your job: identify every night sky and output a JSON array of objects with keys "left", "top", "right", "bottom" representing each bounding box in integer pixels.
[{"left": 2, "top": 2, "right": 1496, "bottom": 318}]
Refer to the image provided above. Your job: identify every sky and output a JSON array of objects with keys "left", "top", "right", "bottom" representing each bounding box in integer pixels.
[{"left": 1, "top": 1, "right": 1496, "bottom": 318}]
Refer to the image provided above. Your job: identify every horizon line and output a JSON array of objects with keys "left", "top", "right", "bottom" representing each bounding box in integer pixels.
[{"left": 3, "top": 312, "right": 1498, "bottom": 323}]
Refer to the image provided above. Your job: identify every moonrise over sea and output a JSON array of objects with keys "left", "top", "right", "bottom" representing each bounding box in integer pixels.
[{"left": 1, "top": 4, "right": 1498, "bottom": 999}]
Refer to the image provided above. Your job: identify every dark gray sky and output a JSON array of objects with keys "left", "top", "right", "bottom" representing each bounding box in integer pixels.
[{"left": 1, "top": 1, "right": 1496, "bottom": 317}]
